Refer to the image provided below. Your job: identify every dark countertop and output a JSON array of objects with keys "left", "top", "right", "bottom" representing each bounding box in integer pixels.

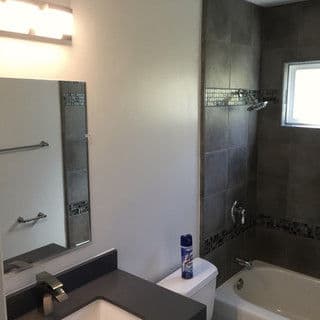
[
  {"left": 4, "top": 244, "right": 67, "bottom": 273},
  {"left": 17, "top": 269, "right": 206, "bottom": 320}
]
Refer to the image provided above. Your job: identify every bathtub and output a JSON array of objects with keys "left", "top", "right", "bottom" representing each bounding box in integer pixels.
[{"left": 213, "top": 261, "right": 320, "bottom": 320}]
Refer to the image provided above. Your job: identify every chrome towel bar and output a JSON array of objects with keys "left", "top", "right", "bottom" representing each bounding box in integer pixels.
[
  {"left": 17, "top": 212, "right": 47, "bottom": 224},
  {"left": 0, "top": 141, "right": 49, "bottom": 154}
]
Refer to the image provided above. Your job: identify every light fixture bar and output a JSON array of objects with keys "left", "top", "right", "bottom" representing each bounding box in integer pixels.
[
  {"left": 19, "top": 0, "right": 72, "bottom": 13},
  {"left": 0, "top": 0, "right": 73, "bottom": 44}
]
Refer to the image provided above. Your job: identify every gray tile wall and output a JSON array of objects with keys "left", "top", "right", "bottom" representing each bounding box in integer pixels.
[
  {"left": 257, "top": 0, "right": 320, "bottom": 274},
  {"left": 60, "top": 82, "right": 91, "bottom": 247},
  {"left": 258, "top": 0, "right": 320, "bottom": 226},
  {"left": 201, "top": 0, "right": 261, "bottom": 285},
  {"left": 253, "top": 226, "right": 320, "bottom": 279},
  {"left": 202, "top": 0, "right": 320, "bottom": 285}
]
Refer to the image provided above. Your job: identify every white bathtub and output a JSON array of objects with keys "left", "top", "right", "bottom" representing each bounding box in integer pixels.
[{"left": 213, "top": 261, "right": 320, "bottom": 320}]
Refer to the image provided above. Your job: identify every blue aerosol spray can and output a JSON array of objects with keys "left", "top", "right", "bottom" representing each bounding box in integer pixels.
[{"left": 180, "top": 234, "right": 193, "bottom": 279}]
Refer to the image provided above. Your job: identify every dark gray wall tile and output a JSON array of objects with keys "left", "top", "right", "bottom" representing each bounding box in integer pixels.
[
  {"left": 247, "top": 143, "right": 257, "bottom": 181},
  {"left": 204, "top": 107, "right": 228, "bottom": 152},
  {"left": 286, "top": 145, "right": 320, "bottom": 224},
  {"left": 65, "top": 141, "right": 88, "bottom": 171},
  {"left": 228, "top": 147, "right": 247, "bottom": 188},
  {"left": 254, "top": 227, "right": 289, "bottom": 267},
  {"left": 297, "top": 45, "right": 320, "bottom": 61},
  {"left": 228, "top": 106, "right": 249, "bottom": 148},
  {"left": 247, "top": 179, "right": 257, "bottom": 217},
  {"left": 289, "top": 144, "right": 320, "bottom": 185},
  {"left": 205, "top": 40, "right": 231, "bottom": 88},
  {"left": 204, "top": 245, "right": 228, "bottom": 287},
  {"left": 67, "top": 171, "right": 89, "bottom": 203},
  {"left": 243, "top": 228, "right": 257, "bottom": 260},
  {"left": 225, "top": 234, "right": 245, "bottom": 277},
  {"left": 231, "top": 0, "right": 253, "bottom": 46},
  {"left": 291, "top": 127, "right": 320, "bottom": 146},
  {"left": 257, "top": 103, "right": 292, "bottom": 144},
  {"left": 64, "top": 108, "right": 87, "bottom": 141},
  {"left": 255, "top": 0, "right": 320, "bottom": 282},
  {"left": 262, "top": 4, "right": 300, "bottom": 49},
  {"left": 299, "top": 1, "right": 320, "bottom": 47},
  {"left": 248, "top": 111, "right": 258, "bottom": 146},
  {"left": 255, "top": 227, "right": 320, "bottom": 279},
  {"left": 257, "top": 174, "right": 287, "bottom": 218},
  {"left": 260, "top": 47, "right": 298, "bottom": 89},
  {"left": 287, "top": 142, "right": 320, "bottom": 223},
  {"left": 286, "top": 236, "right": 320, "bottom": 278},
  {"left": 287, "top": 182, "right": 320, "bottom": 225},
  {"left": 251, "top": 5, "right": 262, "bottom": 48},
  {"left": 202, "top": 192, "right": 226, "bottom": 236},
  {"left": 68, "top": 212, "right": 90, "bottom": 247},
  {"left": 204, "top": 150, "right": 228, "bottom": 195},
  {"left": 257, "top": 142, "right": 290, "bottom": 179},
  {"left": 201, "top": 0, "right": 261, "bottom": 286},
  {"left": 230, "top": 45, "right": 260, "bottom": 89},
  {"left": 206, "top": 0, "right": 232, "bottom": 43},
  {"left": 205, "top": 233, "right": 247, "bottom": 287}
]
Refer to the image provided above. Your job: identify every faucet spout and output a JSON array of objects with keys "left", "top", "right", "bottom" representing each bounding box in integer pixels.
[
  {"left": 36, "top": 271, "right": 68, "bottom": 316},
  {"left": 234, "top": 258, "right": 253, "bottom": 270},
  {"left": 54, "top": 287, "right": 68, "bottom": 303}
]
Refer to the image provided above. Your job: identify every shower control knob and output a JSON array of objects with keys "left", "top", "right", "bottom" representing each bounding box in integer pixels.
[
  {"left": 231, "top": 201, "right": 246, "bottom": 225},
  {"left": 241, "top": 209, "right": 246, "bottom": 225}
]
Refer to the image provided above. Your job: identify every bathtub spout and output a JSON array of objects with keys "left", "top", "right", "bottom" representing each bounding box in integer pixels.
[{"left": 235, "top": 258, "right": 253, "bottom": 270}]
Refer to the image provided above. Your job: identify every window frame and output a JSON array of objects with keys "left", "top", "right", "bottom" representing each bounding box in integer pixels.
[{"left": 282, "top": 60, "right": 320, "bottom": 129}]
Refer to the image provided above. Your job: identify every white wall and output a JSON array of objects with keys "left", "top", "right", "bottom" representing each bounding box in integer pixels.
[
  {"left": 0, "top": 0, "right": 202, "bottom": 297},
  {"left": 0, "top": 237, "right": 7, "bottom": 320},
  {"left": 0, "top": 79, "right": 66, "bottom": 260}
]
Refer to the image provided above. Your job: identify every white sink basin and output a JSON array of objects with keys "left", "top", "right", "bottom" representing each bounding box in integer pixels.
[{"left": 63, "top": 299, "right": 142, "bottom": 320}]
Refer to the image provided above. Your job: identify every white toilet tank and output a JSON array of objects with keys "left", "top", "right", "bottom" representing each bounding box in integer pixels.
[{"left": 158, "top": 258, "right": 218, "bottom": 320}]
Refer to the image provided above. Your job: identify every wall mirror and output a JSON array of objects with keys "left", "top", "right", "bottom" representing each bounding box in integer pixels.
[{"left": 0, "top": 78, "right": 91, "bottom": 274}]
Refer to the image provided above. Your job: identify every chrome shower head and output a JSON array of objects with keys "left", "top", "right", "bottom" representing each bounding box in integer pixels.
[
  {"left": 238, "top": 90, "right": 269, "bottom": 112},
  {"left": 247, "top": 100, "right": 268, "bottom": 111}
]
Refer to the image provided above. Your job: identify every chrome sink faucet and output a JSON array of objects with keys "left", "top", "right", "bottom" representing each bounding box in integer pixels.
[
  {"left": 36, "top": 271, "right": 68, "bottom": 316},
  {"left": 234, "top": 258, "right": 253, "bottom": 270}
]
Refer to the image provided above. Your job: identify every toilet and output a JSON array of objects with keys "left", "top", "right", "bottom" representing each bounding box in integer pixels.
[{"left": 158, "top": 258, "right": 218, "bottom": 320}]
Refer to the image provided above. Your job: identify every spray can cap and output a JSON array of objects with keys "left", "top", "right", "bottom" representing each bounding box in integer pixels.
[{"left": 180, "top": 234, "right": 192, "bottom": 247}]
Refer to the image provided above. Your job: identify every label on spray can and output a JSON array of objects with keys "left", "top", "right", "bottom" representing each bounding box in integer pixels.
[{"left": 181, "top": 234, "right": 193, "bottom": 279}]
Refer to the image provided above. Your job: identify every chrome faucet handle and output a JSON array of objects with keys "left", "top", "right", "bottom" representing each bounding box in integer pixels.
[
  {"left": 231, "top": 201, "right": 247, "bottom": 225},
  {"left": 241, "top": 209, "right": 246, "bottom": 225},
  {"left": 36, "top": 271, "right": 63, "bottom": 291},
  {"left": 231, "top": 201, "right": 238, "bottom": 223}
]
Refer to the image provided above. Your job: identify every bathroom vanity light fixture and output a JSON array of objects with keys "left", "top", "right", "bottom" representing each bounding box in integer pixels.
[{"left": 0, "top": 0, "right": 73, "bottom": 44}]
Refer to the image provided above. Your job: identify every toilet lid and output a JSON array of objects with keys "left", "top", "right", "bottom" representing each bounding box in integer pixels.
[{"left": 157, "top": 258, "right": 218, "bottom": 297}]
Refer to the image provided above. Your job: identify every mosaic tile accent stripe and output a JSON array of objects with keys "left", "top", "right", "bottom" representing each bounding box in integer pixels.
[
  {"left": 256, "top": 215, "right": 320, "bottom": 240},
  {"left": 63, "top": 93, "right": 86, "bottom": 107},
  {"left": 204, "top": 88, "right": 280, "bottom": 108},
  {"left": 260, "top": 89, "right": 281, "bottom": 104},
  {"left": 202, "top": 214, "right": 320, "bottom": 256},
  {"left": 201, "top": 217, "right": 255, "bottom": 256},
  {"left": 68, "top": 200, "right": 89, "bottom": 216}
]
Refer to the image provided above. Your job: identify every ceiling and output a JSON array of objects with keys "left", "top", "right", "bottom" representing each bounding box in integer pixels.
[{"left": 246, "top": 0, "right": 307, "bottom": 6}]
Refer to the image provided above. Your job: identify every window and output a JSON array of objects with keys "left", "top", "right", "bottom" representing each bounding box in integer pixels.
[{"left": 283, "top": 61, "right": 320, "bottom": 128}]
